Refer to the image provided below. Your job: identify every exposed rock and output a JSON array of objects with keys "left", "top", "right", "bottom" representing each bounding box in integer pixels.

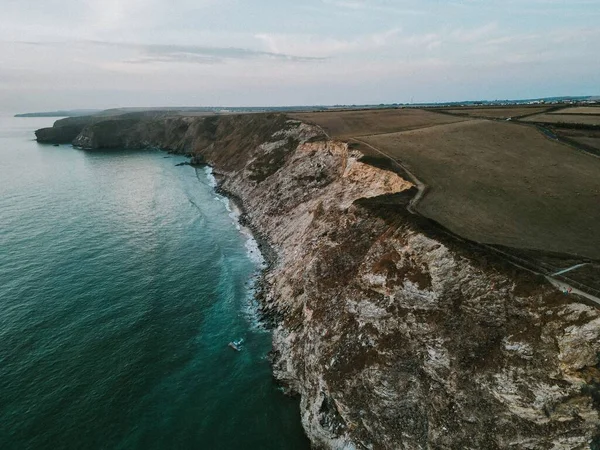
[
  {"left": 39, "top": 113, "right": 600, "bottom": 449},
  {"left": 35, "top": 115, "right": 105, "bottom": 144},
  {"left": 217, "top": 130, "right": 600, "bottom": 449},
  {"left": 190, "top": 155, "right": 207, "bottom": 166},
  {"left": 35, "top": 124, "right": 85, "bottom": 144}
]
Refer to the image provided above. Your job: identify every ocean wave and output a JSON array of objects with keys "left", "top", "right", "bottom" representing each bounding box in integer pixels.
[
  {"left": 200, "top": 165, "right": 268, "bottom": 327},
  {"left": 210, "top": 191, "right": 264, "bottom": 268},
  {"left": 241, "top": 273, "right": 268, "bottom": 332},
  {"left": 213, "top": 195, "right": 232, "bottom": 212},
  {"left": 210, "top": 187, "right": 265, "bottom": 269},
  {"left": 204, "top": 166, "right": 217, "bottom": 187},
  {"left": 243, "top": 232, "right": 266, "bottom": 268}
]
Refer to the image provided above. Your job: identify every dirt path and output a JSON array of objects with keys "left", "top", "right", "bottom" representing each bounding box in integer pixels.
[
  {"left": 349, "top": 137, "right": 426, "bottom": 214},
  {"left": 352, "top": 119, "right": 472, "bottom": 139},
  {"left": 545, "top": 276, "right": 600, "bottom": 306},
  {"left": 348, "top": 135, "right": 600, "bottom": 305},
  {"left": 552, "top": 263, "right": 589, "bottom": 276}
]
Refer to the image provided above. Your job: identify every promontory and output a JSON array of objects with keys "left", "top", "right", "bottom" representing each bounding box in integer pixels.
[{"left": 36, "top": 106, "right": 600, "bottom": 449}]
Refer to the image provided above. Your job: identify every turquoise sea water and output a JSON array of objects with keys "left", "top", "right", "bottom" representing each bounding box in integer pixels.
[{"left": 0, "top": 116, "right": 309, "bottom": 449}]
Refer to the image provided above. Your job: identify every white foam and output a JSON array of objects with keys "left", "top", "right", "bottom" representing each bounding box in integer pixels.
[
  {"left": 244, "top": 233, "right": 266, "bottom": 267},
  {"left": 200, "top": 165, "right": 268, "bottom": 329},
  {"left": 210, "top": 190, "right": 265, "bottom": 267},
  {"left": 241, "top": 273, "right": 269, "bottom": 332},
  {"left": 204, "top": 166, "right": 217, "bottom": 187},
  {"left": 228, "top": 211, "right": 241, "bottom": 230},
  {"left": 213, "top": 195, "right": 232, "bottom": 212},
  {"left": 221, "top": 195, "right": 266, "bottom": 269}
]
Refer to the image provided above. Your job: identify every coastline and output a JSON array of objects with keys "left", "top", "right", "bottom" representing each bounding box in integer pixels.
[
  {"left": 0, "top": 120, "right": 312, "bottom": 449},
  {"left": 32, "top": 115, "right": 600, "bottom": 449},
  {"left": 215, "top": 182, "right": 278, "bottom": 269},
  {"left": 204, "top": 165, "right": 282, "bottom": 330},
  {"left": 191, "top": 137, "right": 600, "bottom": 449},
  {"left": 217, "top": 193, "right": 284, "bottom": 329}
]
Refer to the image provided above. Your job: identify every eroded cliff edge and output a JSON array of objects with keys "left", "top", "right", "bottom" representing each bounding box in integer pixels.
[{"left": 38, "top": 115, "right": 600, "bottom": 449}]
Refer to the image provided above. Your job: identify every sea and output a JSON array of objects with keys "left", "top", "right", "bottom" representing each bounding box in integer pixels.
[{"left": 0, "top": 116, "right": 309, "bottom": 449}]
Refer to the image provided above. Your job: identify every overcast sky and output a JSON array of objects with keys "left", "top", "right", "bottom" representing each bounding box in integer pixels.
[{"left": 1, "top": 0, "right": 599, "bottom": 112}]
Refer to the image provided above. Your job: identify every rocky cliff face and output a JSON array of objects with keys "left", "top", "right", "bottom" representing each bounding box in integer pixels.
[
  {"left": 34, "top": 115, "right": 94, "bottom": 143},
  {"left": 37, "top": 115, "right": 600, "bottom": 449}
]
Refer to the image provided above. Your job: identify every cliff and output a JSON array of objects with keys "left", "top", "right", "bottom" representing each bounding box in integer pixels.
[
  {"left": 36, "top": 115, "right": 600, "bottom": 449},
  {"left": 34, "top": 111, "right": 186, "bottom": 145},
  {"left": 34, "top": 117, "right": 90, "bottom": 143}
]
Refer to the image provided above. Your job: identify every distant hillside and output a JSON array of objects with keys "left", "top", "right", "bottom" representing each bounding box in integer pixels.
[
  {"left": 17, "top": 95, "right": 598, "bottom": 119},
  {"left": 15, "top": 110, "right": 102, "bottom": 118}
]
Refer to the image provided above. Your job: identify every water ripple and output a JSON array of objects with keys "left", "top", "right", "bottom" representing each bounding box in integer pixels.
[{"left": 0, "top": 117, "right": 308, "bottom": 450}]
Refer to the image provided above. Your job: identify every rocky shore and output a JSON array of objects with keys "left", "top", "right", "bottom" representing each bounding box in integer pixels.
[{"left": 36, "top": 114, "right": 600, "bottom": 449}]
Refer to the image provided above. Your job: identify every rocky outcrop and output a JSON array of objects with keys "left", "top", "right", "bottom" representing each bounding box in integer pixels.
[
  {"left": 35, "top": 114, "right": 127, "bottom": 143},
  {"left": 36, "top": 114, "right": 600, "bottom": 449},
  {"left": 34, "top": 120, "right": 87, "bottom": 143},
  {"left": 215, "top": 122, "right": 600, "bottom": 450},
  {"left": 35, "top": 111, "right": 178, "bottom": 147}
]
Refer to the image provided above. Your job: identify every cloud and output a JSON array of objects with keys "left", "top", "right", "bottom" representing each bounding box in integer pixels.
[
  {"left": 448, "top": 23, "right": 498, "bottom": 43},
  {"left": 112, "top": 42, "right": 326, "bottom": 64},
  {"left": 1, "top": 0, "right": 599, "bottom": 112},
  {"left": 253, "top": 23, "right": 499, "bottom": 62},
  {"left": 16, "top": 40, "right": 326, "bottom": 65},
  {"left": 321, "top": 0, "right": 424, "bottom": 15},
  {"left": 255, "top": 28, "right": 402, "bottom": 58}
]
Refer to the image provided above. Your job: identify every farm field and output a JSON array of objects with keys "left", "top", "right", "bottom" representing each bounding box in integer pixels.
[
  {"left": 289, "top": 108, "right": 467, "bottom": 138},
  {"left": 569, "top": 136, "right": 600, "bottom": 151},
  {"left": 434, "top": 106, "right": 550, "bottom": 119},
  {"left": 552, "top": 106, "right": 600, "bottom": 115},
  {"left": 561, "top": 263, "right": 600, "bottom": 290},
  {"left": 553, "top": 128, "right": 600, "bottom": 152},
  {"left": 521, "top": 113, "right": 600, "bottom": 126},
  {"left": 360, "top": 120, "right": 600, "bottom": 260}
]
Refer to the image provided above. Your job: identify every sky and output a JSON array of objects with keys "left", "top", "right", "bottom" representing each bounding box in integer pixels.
[{"left": 1, "top": 0, "right": 599, "bottom": 112}]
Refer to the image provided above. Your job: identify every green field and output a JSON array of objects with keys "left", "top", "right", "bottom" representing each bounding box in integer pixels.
[{"left": 295, "top": 107, "right": 600, "bottom": 261}]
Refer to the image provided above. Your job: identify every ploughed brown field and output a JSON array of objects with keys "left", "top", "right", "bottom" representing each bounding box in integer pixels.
[
  {"left": 432, "top": 106, "right": 551, "bottom": 119},
  {"left": 361, "top": 120, "right": 600, "bottom": 259},
  {"left": 522, "top": 113, "right": 600, "bottom": 126},
  {"left": 289, "top": 108, "right": 466, "bottom": 138},
  {"left": 552, "top": 106, "right": 600, "bottom": 115},
  {"left": 553, "top": 128, "right": 600, "bottom": 152},
  {"left": 294, "top": 107, "right": 600, "bottom": 261}
]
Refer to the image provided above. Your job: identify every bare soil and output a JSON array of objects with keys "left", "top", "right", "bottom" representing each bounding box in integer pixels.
[
  {"left": 552, "top": 106, "right": 600, "bottom": 115},
  {"left": 551, "top": 127, "right": 600, "bottom": 152},
  {"left": 361, "top": 120, "right": 600, "bottom": 260},
  {"left": 522, "top": 113, "right": 600, "bottom": 126},
  {"left": 562, "top": 264, "right": 600, "bottom": 292},
  {"left": 433, "top": 106, "right": 551, "bottom": 119},
  {"left": 569, "top": 136, "right": 600, "bottom": 151},
  {"left": 289, "top": 108, "right": 467, "bottom": 138}
]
